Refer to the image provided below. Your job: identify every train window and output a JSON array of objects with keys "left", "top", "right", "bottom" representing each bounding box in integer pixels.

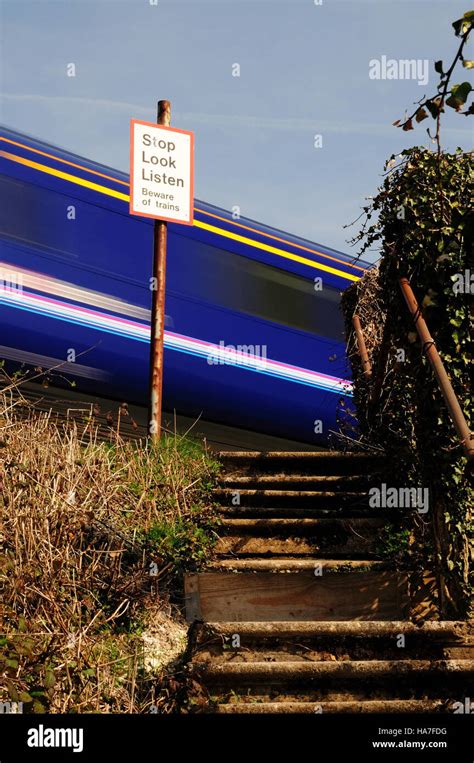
[
  {"left": 0, "top": 176, "right": 149, "bottom": 282},
  {"left": 0, "top": 172, "right": 344, "bottom": 340},
  {"left": 0, "top": 175, "right": 78, "bottom": 259},
  {"left": 168, "top": 234, "right": 345, "bottom": 340}
]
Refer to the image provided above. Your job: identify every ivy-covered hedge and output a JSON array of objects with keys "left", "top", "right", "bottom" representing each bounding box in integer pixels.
[{"left": 342, "top": 147, "right": 473, "bottom": 618}]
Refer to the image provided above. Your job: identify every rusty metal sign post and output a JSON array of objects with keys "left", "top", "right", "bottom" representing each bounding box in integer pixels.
[
  {"left": 148, "top": 100, "right": 171, "bottom": 440},
  {"left": 129, "top": 102, "right": 194, "bottom": 441}
]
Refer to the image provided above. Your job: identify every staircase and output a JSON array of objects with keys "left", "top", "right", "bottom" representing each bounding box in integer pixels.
[{"left": 184, "top": 451, "right": 473, "bottom": 713}]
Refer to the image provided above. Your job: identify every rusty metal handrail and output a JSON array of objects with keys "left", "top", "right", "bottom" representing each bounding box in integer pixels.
[
  {"left": 399, "top": 277, "right": 473, "bottom": 460},
  {"left": 352, "top": 315, "right": 372, "bottom": 378}
]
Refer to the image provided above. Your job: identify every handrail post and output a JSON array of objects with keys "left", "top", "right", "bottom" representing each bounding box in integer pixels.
[
  {"left": 399, "top": 277, "right": 473, "bottom": 460},
  {"left": 352, "top": 314, "right": 372, "bottom": 378}
]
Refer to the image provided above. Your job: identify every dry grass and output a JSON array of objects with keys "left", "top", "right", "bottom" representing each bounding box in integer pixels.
[
  {"left": 0, "top": 383, "right": 220, "bottom": 713},
  {"left": 340, "top": 266, "right": 393, "bottom": 445},
  {"left": 343, "top": 266, "right": 385, "bottom": 364}
]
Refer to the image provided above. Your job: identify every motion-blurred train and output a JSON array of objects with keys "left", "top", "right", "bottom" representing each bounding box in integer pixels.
[{"left": 0, "top": 126, "right": 370, "bottom": 444}]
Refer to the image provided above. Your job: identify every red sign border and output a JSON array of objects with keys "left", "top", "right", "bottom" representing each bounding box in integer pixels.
[{"left": 129, "top": 118, "right": 194, "bottom": 226}]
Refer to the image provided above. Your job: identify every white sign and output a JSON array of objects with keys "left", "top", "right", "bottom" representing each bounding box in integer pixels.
[{"left": 129, "top": 119, "right": 194, "bottom": 225}]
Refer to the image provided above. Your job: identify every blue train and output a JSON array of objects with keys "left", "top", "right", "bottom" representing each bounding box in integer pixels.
[{"left": 0, "top": 126, "right": 370, "bottom": 444}]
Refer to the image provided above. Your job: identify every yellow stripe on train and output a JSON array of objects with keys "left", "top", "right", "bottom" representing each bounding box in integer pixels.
[{"left": 0, "top": 150, "right": 359, "bottom": 282}]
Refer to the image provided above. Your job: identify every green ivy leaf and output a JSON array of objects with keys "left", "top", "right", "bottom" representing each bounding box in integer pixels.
[
  {"left": 18, "top": 691, "right": 33, "bottom": 703},
  {"left": 44, "top": 669, "right": 55, "bottom": 688},
  {"left": 452, "top": 11, "right": 474, "bottom": 37},
  {"left": 447, "top": 82, "right": 472, "bottom": 111}
]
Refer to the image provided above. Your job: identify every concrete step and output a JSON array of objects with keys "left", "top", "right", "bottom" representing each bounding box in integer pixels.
[
  {"left": 215, "top": 517, "right": 387, "bottom": 556},
  {"left": 196, "top": 645, "right": 471, "bottom": 664},
  {"left": 215, "top": 537, "right": 380, "bottom": 558},
  {"left": 213, "top": 488, "right": 369, "bottom": 508},
  {"left": 203, "top": 620, "right": 472, "bottom": 641},
  {"left": 192, "top": 654, "right": 474, "bottom": 711},
  {"left": 216, "top": 505, "right": 395, "bottom": 519},
  {"left": 194, "top": 620, "right": 473, "bottom": 663},
  {"left": 220, "top": 474, "right": 374, "bottom": 490},
  {"left": 217, "top": 451, "right": 387, "bottom": 476},
  {"left": 217, "top": 517, "right": 386, "bottom": 534},
  {"left": 193, "top": 658, "right": 474, "bottom": 685}
]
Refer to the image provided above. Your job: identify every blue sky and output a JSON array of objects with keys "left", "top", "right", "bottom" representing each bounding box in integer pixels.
[{"left": 0, "top": 0, "right": 472, "bottom": 258}]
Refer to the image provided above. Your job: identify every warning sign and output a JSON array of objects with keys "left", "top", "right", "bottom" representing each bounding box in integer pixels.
[{"left": 129, "top": 119, "right": 194, "bottom": 225}]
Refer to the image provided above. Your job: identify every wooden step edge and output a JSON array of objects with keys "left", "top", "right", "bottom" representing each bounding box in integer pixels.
[
  {"left": 207, "top": 558, "right": 396, "bottom": 572},
  {"left": 216, "top": 507, "right": 396, "bottom": 518},
  {"left": 216, "top": 546, "right": 380, "bottom": 559},
  {"left": 192, "top": 659, "right": 474, "bottom": 680},
  {"left": 220, "top": 475, "right": 373, "bottom": 484},
  {"left": 213, "top": 489, "right": 368, "bottom": 497},
  {"left": 217, "top": 451, "right": 386, "bottom": 459},
  {"left": 203, "top": 621, "right": 473, "bottom": 640},
  {"left": 215, "top": 699, "right": 449, "bottom": 714},
  {"left": 218, "top": 518, "right": 387, "bottom": 529}
]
